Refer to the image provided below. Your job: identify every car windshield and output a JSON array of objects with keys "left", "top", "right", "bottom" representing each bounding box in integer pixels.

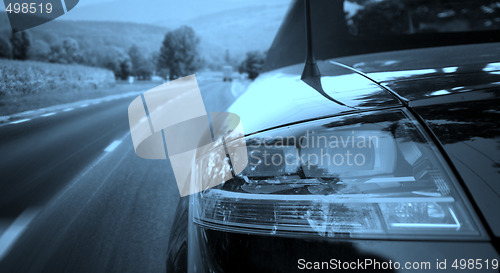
[
  {"left": 264, "top": 0, "right": 500, "bottom": 71},
  {"left": 345, "top": 0, "right": 500, "bottom": 35}
]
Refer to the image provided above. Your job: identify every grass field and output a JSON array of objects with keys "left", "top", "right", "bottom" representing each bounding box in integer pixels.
[
  {"left": 0, "top": 59, "right": 115, "bottom": 97},
  {"left": 0, "top": 59, "right": 162, "bottom": 116}
]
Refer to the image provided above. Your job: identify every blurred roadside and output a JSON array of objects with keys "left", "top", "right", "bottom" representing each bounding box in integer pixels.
[
  {"left": 0, "top": 80, "right": 158, "bottom": 117},
  {"left": 0, "top": 70, "right": 251, "bottom": 126}
]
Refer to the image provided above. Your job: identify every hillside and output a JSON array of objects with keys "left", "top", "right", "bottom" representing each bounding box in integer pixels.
[
  {"left": 0, "top": 13, "right": 168, "bottom": 56},
  {"left": 185, "top": 3, "right": 291, "bottom": 64},
  {"left": 56, "top": 0, "right": 292, "bottom": 63}
]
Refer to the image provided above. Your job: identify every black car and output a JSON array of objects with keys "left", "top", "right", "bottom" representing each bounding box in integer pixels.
[{"left": 167, "top": 0, "right": 500, "bottom": 272}]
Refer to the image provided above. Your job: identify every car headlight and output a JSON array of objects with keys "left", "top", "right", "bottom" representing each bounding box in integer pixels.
[{"left": 192, "top": 109, "right": 485, "bottom": 239}]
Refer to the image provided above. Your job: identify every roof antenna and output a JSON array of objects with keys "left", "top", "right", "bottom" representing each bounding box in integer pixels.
[{"left": 301, "top": 0, "right": 347, "bottom": 107}]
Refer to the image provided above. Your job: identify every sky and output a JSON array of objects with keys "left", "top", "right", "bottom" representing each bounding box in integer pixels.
[
  {"left": 1, "top": 0, "right": 291, "bottom": 24},
  {"left": 62, "top": 0, "right": 292, "bottom": 25}
]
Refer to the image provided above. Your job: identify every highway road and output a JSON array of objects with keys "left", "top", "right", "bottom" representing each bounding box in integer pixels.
[{"left": 0, "top": 78, "right": 243, "bottom": 273}]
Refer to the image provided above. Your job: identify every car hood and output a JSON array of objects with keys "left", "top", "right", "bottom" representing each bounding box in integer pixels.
[
  {"left": 229, "top": 61, "right": 401, "bottom": 134},
  {"left": 231, "top": 43, "right": 500, "bottom": 135}
]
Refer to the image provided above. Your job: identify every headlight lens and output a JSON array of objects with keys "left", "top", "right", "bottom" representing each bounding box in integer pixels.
[{"left": 192, "top": 109, "right": 484, "bottom": 239}]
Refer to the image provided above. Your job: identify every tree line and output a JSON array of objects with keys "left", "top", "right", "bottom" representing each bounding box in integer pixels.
[
  {"left": 1, "top": 26, "right": 267, "bottom": 81},
  {"left": 0, "top": 30, "right": 156, "bottom": 80}
]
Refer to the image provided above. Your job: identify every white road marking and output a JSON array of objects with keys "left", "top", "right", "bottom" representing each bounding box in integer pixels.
[
  {"left": 56, "top": 133, "right": 131, "bottom": 199},
  {"left": 41, "top": 112, "right": 56, "bottom": 117},
  {"left": 104, "top": 140, "right": 123, "bottom": 152},
  {"left": 230, "top": 81, "right": 238, "bottom": 97},
  {"left": 63, "top": 108, "right": 74, "bottom": 112},
  {"left": 0, "top": 208, "right": 39, "bottom": 260},
  {"left": 10, "top": 119, "right": 30, "bottom": 125},
  {"left": 1, "top": 90, "right": 146, "bottom": 127},
  {"left": 230, "top": 80, "right": 248, "bottom": 98}
]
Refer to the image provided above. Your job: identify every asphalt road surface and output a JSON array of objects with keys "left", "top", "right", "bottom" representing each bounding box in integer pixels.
[{"left": 0, "top": 78, "right": 242, "bottom": 273}]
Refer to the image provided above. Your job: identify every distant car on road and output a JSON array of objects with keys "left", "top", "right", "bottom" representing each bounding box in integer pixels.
[{"left": 222, "top": 65, "right": 233, "bottom": 82}]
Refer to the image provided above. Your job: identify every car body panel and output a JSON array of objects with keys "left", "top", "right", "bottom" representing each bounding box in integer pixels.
[
  {"left": 188, "top": 226, "right": 498, "bottom": 273},
  {"left": 331, "top": 43, "right": 500, "bottom": 237},
  {"left": 412, "top": 98, "right": 500, "bottom": 237}
]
